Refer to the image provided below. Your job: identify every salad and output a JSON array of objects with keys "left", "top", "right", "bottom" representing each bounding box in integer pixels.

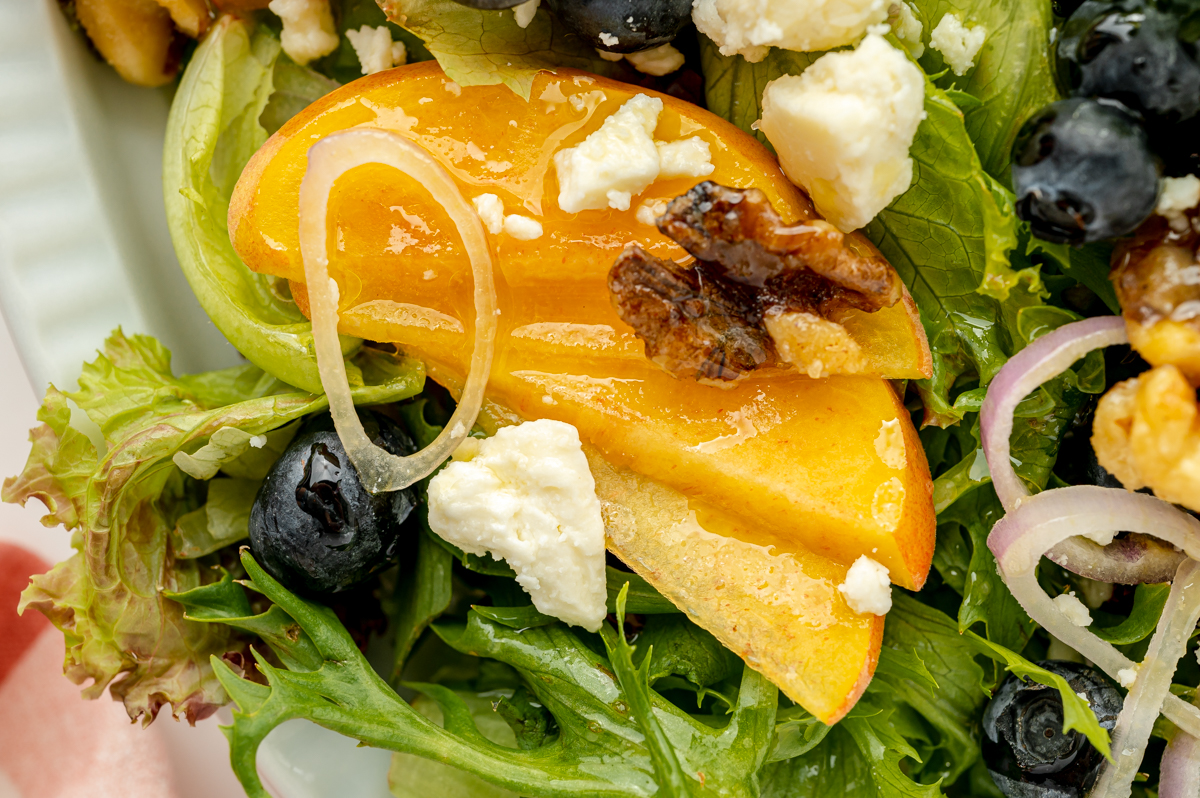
[{"left": 6, "top": 0, "right": 1200, "bottom": 796}]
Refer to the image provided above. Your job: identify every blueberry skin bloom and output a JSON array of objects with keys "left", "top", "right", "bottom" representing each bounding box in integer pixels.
[
  {"left": 1012, "top": 98, "right": 1159, "bottom": 245},
  {"left": 544, "top": 0, "right": 693, "bottom": 53},
  {"left": 983, "top": 661, "right": 1122, "bottom": 798},
  {"left": 248, "top": 411, "right": 417, "bottom": 596},
  {"left": 1058, "top": 0, "right": 1200, "bottom": 127}
]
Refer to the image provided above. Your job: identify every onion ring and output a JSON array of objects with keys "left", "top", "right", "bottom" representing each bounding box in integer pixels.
[{"left": 298, "top": 128, "right": 497, "bottom": 492}]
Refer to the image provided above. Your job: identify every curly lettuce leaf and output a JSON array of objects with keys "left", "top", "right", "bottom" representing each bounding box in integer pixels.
[
  {"left": 2, "top": 330, "right": 421, "bottom": 724},
  {"left": 185, "top": 550, "right": 778, "bottom": 798},
  {"left": 377, "top": 0, "right": 634, "bottom": 99}
]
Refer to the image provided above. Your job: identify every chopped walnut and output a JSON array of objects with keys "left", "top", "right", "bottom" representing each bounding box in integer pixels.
[
  {"left": 1093, "top": 364, "right": 1200, "bottom": 513},
  {"left": 1113, "top": 215, "right": 1200, "bottom": 383},
  {"left": 608, "top": 247, "right": 774, "bottom": 382},
  {"left": 609, "top": 182, "right": 903, "bottom": 381}
]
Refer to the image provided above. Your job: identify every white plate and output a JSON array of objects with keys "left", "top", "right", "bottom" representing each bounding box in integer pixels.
[{"left": 0, "top": 2, "right": 390, "bottom": 796}]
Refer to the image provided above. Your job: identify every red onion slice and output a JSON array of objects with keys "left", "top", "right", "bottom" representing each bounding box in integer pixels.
[
  {"left": 989, "top": 486, "right": 1200, "bottom": 739},
  {"left": 980, "top": 315, "right": 1127, "bottom": 513},
  {"left": 1160, "top": 691, "right": 1200, "bottom": 798},
  {"left": 1090, "top": 558, "right": 1200, "bottom": 798}
]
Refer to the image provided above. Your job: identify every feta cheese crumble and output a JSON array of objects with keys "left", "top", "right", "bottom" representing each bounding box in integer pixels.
[
  {"left": 930, "top": 13, "right": 987, "bottom": 76},
  {"left": 693, "top": 0, "right": 889, "bottom": 63},
  {"left": 1156, "top": 174, "right": 1200, "bottom": 232},
  {"left": 268, "top": 0, "right": 339, "bottom": 66},
  {"left": 625, "top": 43, "right": 686, "bottom": 76},
  {"left": 427, "top": 420, "right": 607, "bottom": 630},
  {"left": 473, "top": 193, "right": 544, "bottom": 240},
  {"left": 838, "top": 555, "right": 892, "bottom": 615},
  {"left": 554, "top": 95, "right": 714, "bottom": 213},
  {"left": 888, "top": 2, "right": 924, "bottom": 58},
  {"left": 1118, "top": 667, "right": 1138, "bottom": 688},
  {"left": 759, "top": 34, "right": 925, "bottom": 232},
  {"left": 1052, "top": 592, "right": 1093, "bottom": 627},
  {"left": 512, "top": 0, "right": 540, "bottom": 28},
  {"left": 599, "top": 32, "right": 619, "bottom": 47},
  {"left": 345, "top": 25, "right": 407, "bottom": 75}
]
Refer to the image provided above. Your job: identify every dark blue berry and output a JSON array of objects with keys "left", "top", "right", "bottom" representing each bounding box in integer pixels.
[
  {"left": 1012, "top": 98, "right": 1159, "bottom": 245},
  {"left": 544, "top": 0, "right": 693, "bottom": 53},
  {"left": 1058, "top": 0, "right": 1200, "bottom": 125},
  {"left": 983, "top": 661, "right": 1122, "bottom": 798},
  {"left": 248, "top": 410, "right": 417, "bottom": 595}
]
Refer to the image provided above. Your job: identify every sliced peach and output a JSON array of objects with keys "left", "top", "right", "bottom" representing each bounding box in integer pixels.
[{"left": 232, "top": 63, "right": 935, "bottom": 590}]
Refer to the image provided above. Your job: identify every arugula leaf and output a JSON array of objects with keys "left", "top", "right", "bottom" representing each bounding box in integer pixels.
[
  {"left": 1093, "top": 583, "right": 1171, "bottom": 646},
  {"left": 965, "top": 630, "right": 1112, "bottom": 760},
  {"left": 164, "top": 18, "right": 369, "bottom": 394},
  {"left": 386, "top": 523, "right": 453, "bottom": 679},
  {"left": 377, "top": 0, "right": 634, "bottom": 99},
  {"left": 632, "top": 614, "right": 740, "bottom": 689},
  {"left": 192, "top": 550, "right": 777, "bottom": 798},
  {"left": 2, "top": 330, "right": 420, "bottom": 724},
  {"left": 906, "top": 0, "right": 1059, "bottom": 181}
]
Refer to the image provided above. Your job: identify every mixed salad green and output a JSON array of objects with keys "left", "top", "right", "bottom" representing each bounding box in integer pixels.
[{"left": 5, "top": 0, "right": 1199, "bottom": 796}]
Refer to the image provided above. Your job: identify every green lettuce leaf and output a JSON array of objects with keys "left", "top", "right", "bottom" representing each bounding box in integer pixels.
[
  {"left": 163, "top": 18, "right": 362, "bottom": 394},
  {"left": 187, "top": 550, "right": 778, "bottom": 798},
  {"left": 1, "top": 330, "right": 420, "bottom": 724},
  {"left": 377, "top": 0, "right": 635, "bottom": 99},
  {"left": 906, "top": 0, "right": 1059, "bottom": 181},
  {"left": 1092, "top": 583, "right": 1171, "bottom": 646}
]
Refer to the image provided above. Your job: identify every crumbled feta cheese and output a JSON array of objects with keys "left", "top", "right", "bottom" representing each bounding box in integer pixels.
[
  {"left": 503, "top": 214, "right": 544, "bottom": 240},
  {"left": 1118, "top": 667, "right": 1138, "bottom": 688},
  {"left": 930, "top": 13, "right": 986, "bottom": 76},
  {"left": 554, "top": 95, "right": 715, "bottom": 213},
  {"left": 889, "top": 2, "right": 924, "bottom": 58},
  {"left": 693, "top": 0, "right": 889, "bottom": 63},
  {"left": 636, "top": 198, "right": 669, "bottom": 226},
  {"left": 1082, "top": 528, "right": 1117, "bottom": 546},
  {"left": 248, "top": 435, "right": 267, "bottom": 449},
  {"left": 427, "top": 420, "right": 607, "bottom": 631},
  {"left": 656, "top": 137, "right": 716, "bottom": 179},
  {"left": 838, "top": 555, "right": 892, "bottom": 615},
  {"left": 268, "top": 0, "right": 339, "bottom": 66},
  {"left": 345, "top": 25, "right": 406, "bottom": 76},
  {"left": 1052, "top": 592, "right": 1093, "bottom": 627},
  {"left": 625, "top": 43, "right": 686, "bottom": 76},
  {"left": 599, "top": 32, "right": 619, "bottom": 47},
  {"left": 759, "top": 34, "right": 925, "bottom": 232},
  {"left": 1156, "top": 175, "right": 1200, "bottom": 232},
  {"left": 597, "top": 48, "right": 626, "bottom": 62},
  {"left": 473, "top": 193, "right": 544, "bottom": 240},
  {"left": 472, "top": 193, "right": 505, "bottom": 235},
  {"left": 512, "top": 0, "right": 540, "bottom": 28}
]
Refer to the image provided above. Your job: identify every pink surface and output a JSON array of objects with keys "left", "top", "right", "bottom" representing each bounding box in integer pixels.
[{"left": 0, "top": 543, "right": 180, "bottom": 798}]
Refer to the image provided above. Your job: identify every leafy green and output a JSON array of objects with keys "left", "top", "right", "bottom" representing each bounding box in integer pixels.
[
  {"left": 1, "top": 330, "right": 420, "bottom": 724},
  {"left": 965, "top": 631, "right": 1112, "bottom": 759},
  {"left": 163, "top": 18, "right": 364, "bottom": 394},
  {"left": 632, "top": 614, "right": 740, "bottom": 689},
  {"left": 189, "top": 550, "right": 778, "bottom": 798},
  {"left": 377, "top": 0, "right": 635, "bottom": 99},
  {"left": 906, "top": 0, "right": 1059, "bottom": 181},
  {"left": 386, "top": 523, "right": 454, "bottom": 679},
  {"left": 171, "top": 477, "right": 260, "bottom": 558},
  {"left": 310, "top": 0, "right": 432, "bottom": 85},
  {"left": 1093, "top": 584, "right": 1171, "bottom": 646}
]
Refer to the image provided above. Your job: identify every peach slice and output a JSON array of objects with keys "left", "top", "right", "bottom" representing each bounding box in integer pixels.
[{"left": 229, "top": 63, "right": 936, "bottom": 718}]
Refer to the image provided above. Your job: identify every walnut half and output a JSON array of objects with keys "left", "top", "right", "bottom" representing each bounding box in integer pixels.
[{"left": 609, "top": 182, "right": 902, "bottom": 381}]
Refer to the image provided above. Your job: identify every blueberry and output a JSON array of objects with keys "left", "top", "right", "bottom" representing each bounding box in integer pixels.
[
  {"left": 543, "top": 0, "right": 692, "bottom": 53},
  {"left": 983, "top": 661, "right": 1122, "bottom": 798},
  {"left": 248, "top": 410, "right": 417, "bottom": 595},
  {"left": 1011, "top": 98, "right": 1159, "bottom": 245},
  {"left": 1057, "top": 0, "right": 1200, "bottom": 125}
]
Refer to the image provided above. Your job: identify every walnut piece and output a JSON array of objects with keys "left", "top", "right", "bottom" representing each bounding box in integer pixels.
[
  {"left": 609, "top": 182, "right": 902, "bottom": 381},
  {"left": 1092, "top": 364, "right": 1200, "bottom": 512},
  {"left": 1113, "top": 216, "right": 1200, "bottom": 383}
]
